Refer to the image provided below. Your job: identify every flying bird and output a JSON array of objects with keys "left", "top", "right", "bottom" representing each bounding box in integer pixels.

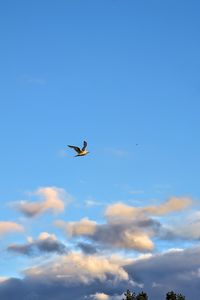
[{"left": 68, "top": 141, "right": 89, "bottom": 157}]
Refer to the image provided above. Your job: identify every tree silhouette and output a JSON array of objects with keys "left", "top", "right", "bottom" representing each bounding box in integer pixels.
[
  {"left": 136, "top": 291, "right": 148, "bottom": 300},
  {"left": 166, "top": 291, "right": 186, "bottom": 300},
  {"left": 123, "top": 289, "right": 136, "bottom": 300},
  {"left": 166, "top": 291, "right": 177, "bottom": 300},
  {"left": 122, "top": 288, "right": 186, "bottom": 300}
]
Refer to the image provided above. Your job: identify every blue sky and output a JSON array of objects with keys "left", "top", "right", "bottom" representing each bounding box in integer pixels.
[{"left": 0, "top": 1, "right": 200, "bottom": 299}]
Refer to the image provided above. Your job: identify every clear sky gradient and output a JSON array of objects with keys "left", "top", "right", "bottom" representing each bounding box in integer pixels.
[{"left": 0, "top": 1, "right": 200, "bottom": 299}]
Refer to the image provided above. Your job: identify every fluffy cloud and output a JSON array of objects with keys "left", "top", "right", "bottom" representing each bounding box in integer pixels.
[
  {"left": 94, "top": 223, "right": 155, "bottom": 251},
  {"left": 14, "top": 187, "right": 71, "bottom": 217},
  {"left": 90, "top": 292, "right": 109, "bottom": 300},
  {"left": 105, "top": 197, "right": 192, "bottom": 222},
  {"left": 0, "top": 221, "right": 24, "bottom": 236},
  {"left": 56, "top": 218, "right": 97, "bottom": 236},
  {"left": 88, "top": 293, "right": 124, "bottom": 300},
  {"left": 0, "top": 247, "right": 200, "bottom": 300},
  {"left": 144, "top": 197, "right": 192, "bottom": 216},
  {"left": 55, "top": 197, "right": 193, "bottom": 253},
  {"left": 89, "top": 292, "right": 123, "bottom": 300},
  {"left": 1, "top": 194, "right": 197, "bottom": 300},
  {"left": 8, "top": 232, "right": 67, "bottom": 255},
  {"left": 24, "top": 252, "right": 131, "bottom": 284},
  {"left": 56, "top": 217, "right": 156, "bottom": 252}
]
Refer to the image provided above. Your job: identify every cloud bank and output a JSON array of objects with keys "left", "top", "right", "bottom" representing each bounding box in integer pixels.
[
  {"left": 24, "top": 252, "right": 131, "bottom": 284},
  {"left": 2, "top": 193, "right": 198, "bottom": 300},
  {"left": 0, "top": 247, "right": 200, "bottom": 300}
]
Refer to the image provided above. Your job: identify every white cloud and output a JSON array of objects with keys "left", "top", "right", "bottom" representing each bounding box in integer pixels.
[
  {"left": 55, "top": 196, "right": 193, "bottom": 253},
  {"left": 2, "top": 246, "right": 200, "bottom": 299},
  {"left": 25, "top": 252, "right": 131, "bottom": 284},
  {"left": 56, "top": 218, "right": 97, "bottom": 236},
  {"left": 105, "top": 197, "right": 192, "bottom": 223},
  {"left": 88, "top": 292, "right": 124, "bottom": 300},
  {"left": 38, "top": 232, "right": 57, "bottom": 241},
  {"left": 84, "top": 199, "right": 104, "bottom": 207},
  {"left": 122, "top": 230, "right": 154, "bottom": 251},
  {"left": 14, "top": 187, "right": 71, "bottom": 217},
  {"left": 8, "top": 232, "right": 67, "bottom": 255},
  {"left": 90, "top": 292, "right": 109, "bottom": 300},
  {"left": 56, "top": 217, "right": 155, "bottom": 252},
  {"left": 0, "top": 221, "right": 24, "bottom": 236}
]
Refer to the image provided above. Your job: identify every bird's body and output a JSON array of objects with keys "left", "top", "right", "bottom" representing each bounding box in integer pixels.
[{"left": 68, "top": 141, "right": 89, "bottom": 157}]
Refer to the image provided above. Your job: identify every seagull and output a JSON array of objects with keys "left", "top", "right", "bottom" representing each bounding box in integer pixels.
[{"left": 68, "top": 141, "right": 89, "bottom": 157}]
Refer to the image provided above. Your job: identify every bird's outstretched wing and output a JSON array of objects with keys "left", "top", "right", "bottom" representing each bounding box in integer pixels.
[
  {"left": 82, "top": 141, "right": 87, "bottom": 151},
  {"left": 68, "top": 145, "right": 81, "bottom": 154}
]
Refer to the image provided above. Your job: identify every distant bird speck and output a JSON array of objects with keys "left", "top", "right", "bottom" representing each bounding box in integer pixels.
[{"left": 68, "top": 141, "right": 89, "bottom": 157}]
